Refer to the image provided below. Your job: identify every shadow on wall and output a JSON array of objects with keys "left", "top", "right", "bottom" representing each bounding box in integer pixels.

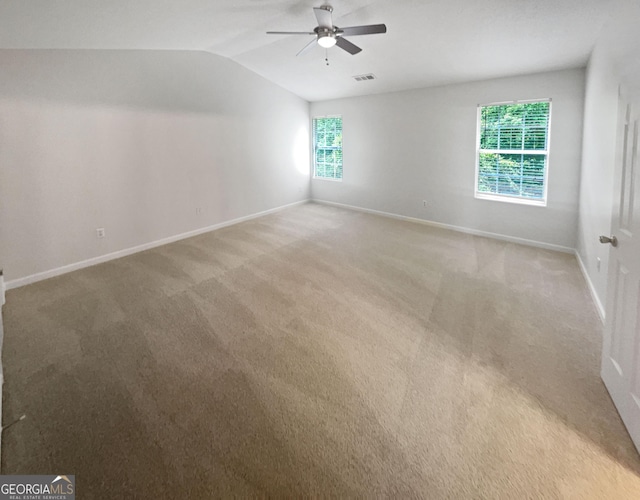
[{"left": 0, "top": 49, "right": 290, "bottom": 115}]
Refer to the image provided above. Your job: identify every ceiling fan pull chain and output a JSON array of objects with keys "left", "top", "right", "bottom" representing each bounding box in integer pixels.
[{"left": 325, "top": 49, "right": 329, "bottom": 66}]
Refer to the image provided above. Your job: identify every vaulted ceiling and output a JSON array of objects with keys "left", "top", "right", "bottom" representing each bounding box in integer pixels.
[{"left": 0, "top": 0, "right": 635, "bottom": 102}]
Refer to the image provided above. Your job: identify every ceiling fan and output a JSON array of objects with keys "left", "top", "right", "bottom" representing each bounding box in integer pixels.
[{"left": 266, "top": 4, "right": 387, "bottom": 56}]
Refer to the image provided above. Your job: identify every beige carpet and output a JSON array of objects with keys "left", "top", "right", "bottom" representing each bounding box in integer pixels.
[{"left": 2, "top": 203, "right": 639, "bottom": 498}]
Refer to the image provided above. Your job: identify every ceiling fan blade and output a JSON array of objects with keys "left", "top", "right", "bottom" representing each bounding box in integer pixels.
[
  {"left": 338, "top": 24, "right": 387, "bottom": 36},
  {"left": 313, "top": 6, "right": 333, "bottom": 28},
  {"left": 267, "top": 31, "right": 315, "bottom": 35},
  {"left": 296, "top": 38, "right": 317, "bottom": 56},
  {"left": 335, "top": 37, "right": 362, "bottom": 55}
]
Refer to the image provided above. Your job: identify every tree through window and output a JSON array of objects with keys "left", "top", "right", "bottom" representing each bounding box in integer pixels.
[
  {"left": 476, "top": 100, "right": 551, "bottom": 205},
  {"left": 313, "top": 116, "right": 343, "bottom": 180}
]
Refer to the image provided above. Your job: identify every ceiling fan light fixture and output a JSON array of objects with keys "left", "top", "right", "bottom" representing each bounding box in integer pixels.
[{"left": 317, "top": 32, "right": 337, "bottom": 48}]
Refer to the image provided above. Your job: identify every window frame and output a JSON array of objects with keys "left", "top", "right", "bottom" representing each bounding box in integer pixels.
[
  {"left": 312, "top": 115, "right": 343, "bottom": 182},
  {"left": 474, "top": 98, "right": 552, "bottom": 207}
]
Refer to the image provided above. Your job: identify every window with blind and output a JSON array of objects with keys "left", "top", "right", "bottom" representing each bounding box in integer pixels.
[
  {"left": 313, "top": 116, "right": 343, "bottom": 180},
  {"left": 476, "top": 100, "right": 551, "bottom": 205}
]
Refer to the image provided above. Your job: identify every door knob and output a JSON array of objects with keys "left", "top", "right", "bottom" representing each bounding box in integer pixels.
[{"left": 599, "top": 235, "right": 618, "bottom": 247}]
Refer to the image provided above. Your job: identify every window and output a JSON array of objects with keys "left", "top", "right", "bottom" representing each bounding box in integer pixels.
[
  {"left": 313, "top": 116, "right": 343, "bottom": 180},
  {"left": 476, "top": 100, "right": 551, "bottom": 205}
]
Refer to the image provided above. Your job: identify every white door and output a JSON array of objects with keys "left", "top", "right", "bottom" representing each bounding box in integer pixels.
[{"left": 601, "top": 87, "right": 640, "bottom": 452}]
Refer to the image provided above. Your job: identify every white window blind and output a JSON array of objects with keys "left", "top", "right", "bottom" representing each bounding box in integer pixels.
[
  {"left": 313, "top": 116, "right": 343, "bottom": 180},
  {"left": 476, "top": 100, "right": 551, "bottom": 204}
]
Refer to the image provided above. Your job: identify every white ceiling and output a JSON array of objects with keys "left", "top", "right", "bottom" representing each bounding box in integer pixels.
[{"left": 0, "top": 0, "right": 629, "bottom": 102}]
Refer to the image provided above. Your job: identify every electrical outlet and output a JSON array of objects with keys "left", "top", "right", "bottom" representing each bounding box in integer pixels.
[
  {"left": 96, "top": 228, "right": 105, "bottom": 238},
  {"left": 423, "top": 200, "right": 428, "bottom": 207},
  {"left": 196, "top": 207, "right": 202, "bottom": 215}
]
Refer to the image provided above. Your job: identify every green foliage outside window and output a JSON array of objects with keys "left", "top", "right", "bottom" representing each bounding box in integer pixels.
[
  {"left": 314, "top": 117, "right": 343, "bottom": 180},
  {"left": 477, "top": 101, "right": 550, "bottom": 200}
]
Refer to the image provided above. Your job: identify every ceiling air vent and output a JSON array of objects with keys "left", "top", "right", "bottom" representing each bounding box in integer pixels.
[{"left": 353, "top": 74, "right": 376, "bottom": 82}]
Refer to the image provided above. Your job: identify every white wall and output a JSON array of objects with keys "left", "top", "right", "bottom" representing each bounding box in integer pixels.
[
  {"left": 311, "top": 69, "right": 585, "bottom": 250},
  {"left": 0, "top": 50, "right": 310, "bottom": 283},
  {"left": 575, "top": 45, "right": 620, "bottom": 318}
]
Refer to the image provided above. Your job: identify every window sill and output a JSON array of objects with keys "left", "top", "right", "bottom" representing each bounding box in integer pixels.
[
  {"left": 313, "top": 177, "right": 343, "bottom": 182},
  {"left": 475, "top": 192, "right": 547, "bottom": 207}
]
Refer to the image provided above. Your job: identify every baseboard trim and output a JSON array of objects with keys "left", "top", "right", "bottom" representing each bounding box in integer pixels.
[
  {"left": 6, "top": 199, "right": 310, "bottom": 290},
  {"left": 313, "top": 199, "right": 575, "bottom": 254},
  {"left": 575, "top": 250, "right": 606, "bottom": 323}
]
